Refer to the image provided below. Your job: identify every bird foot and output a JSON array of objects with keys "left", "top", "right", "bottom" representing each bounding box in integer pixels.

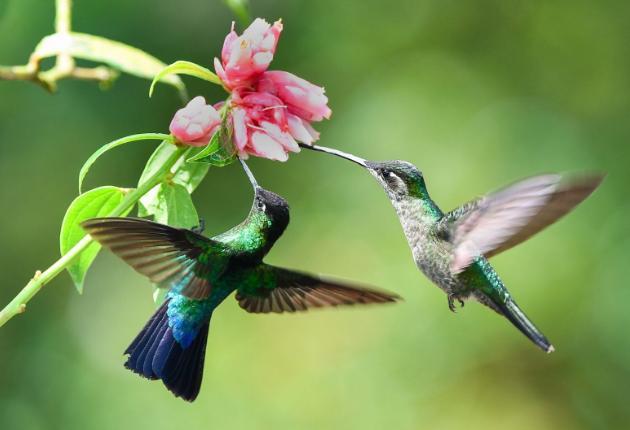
[
  {"left": 191, "top": 218, "right": 206, "bottom": 234},
  {"left": 447, "top": 293, "right": 465, "bottom": 313}
]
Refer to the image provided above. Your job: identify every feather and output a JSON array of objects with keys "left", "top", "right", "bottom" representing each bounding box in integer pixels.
[
  {"left": 123, "top": 299, "right": 210, "bottom": 402},
  {"left": 235, "top": 265, "right": 400, "bottom": 313},
  {"left": 445, "top": 174, "right": 603, "bottom": 273},
  {"left": 82, "top": 217, "right": 226, "bottom": 299}
]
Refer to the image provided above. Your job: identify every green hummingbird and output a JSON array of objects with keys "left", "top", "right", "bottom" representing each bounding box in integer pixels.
[
  {"left": 82, "top": 159, "right": 400, "bottom": 401},
  {"left": 301, "top": 143, "right": 603, "bottom": 353}
]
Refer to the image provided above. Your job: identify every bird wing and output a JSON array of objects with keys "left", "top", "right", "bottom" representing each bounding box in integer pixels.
[
  {"left": 235, "top": 265, "right": 401, "bottom": 313},
  {"left": 82, "top": 217, "right": 230, "bottom": 299},
  {"left": 437, "top": 174, "right": 603, "bottom": 273}
]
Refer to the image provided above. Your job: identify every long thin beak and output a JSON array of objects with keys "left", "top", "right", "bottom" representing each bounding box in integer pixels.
[
  {"left": 239, "top": 157, "right": 259, "bottom": 190},
  {"left": 299, "top": 143, "right": 368, "bottom": 167}
]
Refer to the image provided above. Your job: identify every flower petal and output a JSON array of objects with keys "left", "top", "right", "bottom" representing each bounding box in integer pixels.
[
  {"left": 259, "top": 71, "right": 331, "bottom": 121},
  {"left": 232, "top": 107, "right": 249, "bottom": 151},
  {"left": 250, "top": 131, "right": 289, "bottom": 161},
  {"left": 261, "top": 121, "right": 299, "bottom": 152},
  {"left": 287, "top": 114, "right": 314, "bottom": 144}
]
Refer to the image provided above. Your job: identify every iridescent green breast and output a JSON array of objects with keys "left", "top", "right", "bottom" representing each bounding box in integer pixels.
[{"left": 212, "top": 211, "right": 270, "bottom": 257}]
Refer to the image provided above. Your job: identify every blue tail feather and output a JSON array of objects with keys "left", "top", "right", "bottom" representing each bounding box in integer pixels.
[{"left": 124, "top": 299, "right": 211, "bottom": 401}]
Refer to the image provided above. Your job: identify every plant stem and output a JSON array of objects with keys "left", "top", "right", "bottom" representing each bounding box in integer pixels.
[
  {"left": 56, "top": 0, "right": 72, "bottom": 34},
  {"left": 54, "top": 0, "right": 74, "bottom": 72},
  {"left": 223, "top": 0, "right": 252, "bottom": 28},
  {"left": 0, "top": 144, "right": 187, "bottom": 328},
  {"left": 0, "top": 0, "right": 119, "bottom": 91}
]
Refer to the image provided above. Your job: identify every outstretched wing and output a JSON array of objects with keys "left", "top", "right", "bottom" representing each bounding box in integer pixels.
[
  {"left": 82, "top": 217, "right": 230, "bottom": 299},
  {"left": 437, "top": 174, "right": 603, "bottom": 273},
  {"left": 235, "top": 265, "right": 401, "bottom": 313}
]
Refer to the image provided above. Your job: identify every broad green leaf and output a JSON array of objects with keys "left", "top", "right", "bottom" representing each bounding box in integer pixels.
[
  {"left": 153, "top": 183, "right": 199, "bottom": 229},
  {"left": 33, "top": 32, "right": 186, "bottom": 95},
  {"left": 60, "top": 186, "right": 134, "bottom": 293},
  {"left": 173, "top": 152, "right": 211, "bottom": 193},
  {"left": 79, "top": 133, "right": 172, "bottom": 193},
  {"left": 138, "top": 143, "right": 209, "bottom": 217},
  {"left": 149, "top": 60, "right": 222, "bottom": 97},
  {"left": 137, "top": 142, "right": 179, "bottom": 217}
]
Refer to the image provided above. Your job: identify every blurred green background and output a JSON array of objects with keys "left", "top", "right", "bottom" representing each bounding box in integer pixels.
[{"left": 1, "top": 0, "right": 629, "bottom": 429}]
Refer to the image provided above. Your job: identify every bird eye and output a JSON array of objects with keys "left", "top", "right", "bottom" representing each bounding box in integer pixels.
[
  {"left": 380, "top": 169, "right": 405, "bottom": 193},
  {"left": 256, "top": 199, "right": 265, "bottom": 210},
  {"left": 384, "top": 171, "right": 398, "bottom": 181}
]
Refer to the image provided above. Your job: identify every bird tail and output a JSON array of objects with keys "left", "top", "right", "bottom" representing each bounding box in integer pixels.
[
  {"left": 124, "top": 300, "right": 210, "bottom": 401},
  {"left": 494, "top": 298, "right": 554, "bottom": 353}
]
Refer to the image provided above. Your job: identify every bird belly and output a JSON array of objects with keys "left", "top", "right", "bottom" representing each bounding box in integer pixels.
[
  {"left": 414, "top": 250, "right": 510, "bottom": 312},
  {"left": 411, "top": 241, "right": 462, "bottom": 293},
  {"left": 166, "top": 286, "right": 233, "bottom": 347}
]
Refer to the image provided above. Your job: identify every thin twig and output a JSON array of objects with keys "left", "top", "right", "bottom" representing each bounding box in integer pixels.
[{"left": 54, "top": 0, "right": 74, "bottom": 73}]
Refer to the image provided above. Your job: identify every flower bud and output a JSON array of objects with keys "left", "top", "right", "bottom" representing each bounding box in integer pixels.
[
  {"left": 214, "top": 18, "right": 283, "bottom": 89},
  {"left": 169, "top": 96, "right": 221, "bottom": 146}
]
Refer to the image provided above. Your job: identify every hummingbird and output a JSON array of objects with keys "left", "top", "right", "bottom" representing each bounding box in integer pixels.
[
  {"left": 300, "top": 143, "right": 603, "bottom": 353},
  {"left": 82, "top": 159, "right": 400, "bottom": 401}
]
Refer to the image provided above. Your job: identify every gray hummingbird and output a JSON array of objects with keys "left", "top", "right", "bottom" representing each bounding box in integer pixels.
[{"left": 301, "top": 143, "right": 604, "bottom": 352}]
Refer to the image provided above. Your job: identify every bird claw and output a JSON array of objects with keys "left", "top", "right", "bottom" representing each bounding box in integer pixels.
[
  {"left": 447, "top": 294, "right": 465, "bottom": 313},
  {"left": 191, "top": 218, "right": 206, "bottom": 234}
]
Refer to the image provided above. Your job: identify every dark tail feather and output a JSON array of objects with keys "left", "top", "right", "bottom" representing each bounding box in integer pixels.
[
  {"left": 124, "top": 300, "right": 210, "bottom": 401},
  {"left": 495, "top": 298, "right": 554, "bottom": 353}
]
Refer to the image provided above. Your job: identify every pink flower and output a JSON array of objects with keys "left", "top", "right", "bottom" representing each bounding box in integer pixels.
[
  {"left": 230, "top": 91, "right": 300, "bottom": 162},
  {"left": 169, "top": 96, "right": 221, "bottom": 146},
  {"left": 171, "top": 18, "right": 332, "bottom": 161},
  {"left": 257, "top": 71, "right": 331, "bottom": 122},
  {"left": 214, "top": 18, "right": 283, "bottom": 90}
]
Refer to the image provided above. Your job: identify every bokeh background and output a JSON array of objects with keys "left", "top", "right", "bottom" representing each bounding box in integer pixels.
[{"left": 1, "top": 0, "right": 629, "bottom": 429}]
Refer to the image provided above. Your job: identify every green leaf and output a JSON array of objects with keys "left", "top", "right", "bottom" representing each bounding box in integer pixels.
[
  {"left": 187, "top": 127, "right": 237, "bottom": 166},
  {"left": 59, "top": 186, "right": 134, "bottom": 293},
  {"left": 79, "top": 133, "right": 173, "bottom": 193},
  {"left": 174, "top": 150, "right": 211, "bottom": 193},
  {"left": 137, "top": 142, "right": 178, "bottom": 217},
  {"left": 149, "top": 60, "right": 222, "bottom": 97},
  {"left": 186, "top": 135, "right": 221, "bottom": 162},
  {"left": 223, "top": 0, "right": 251, "bottom": 27},
  {"left": 33, "top": 32, "right": 186, "bottom": 96},
  {"left": 137, "top": 143, "right": 209, "bottom": 217},
  {"left": 153, "top": 183, "right": 199, "bottom": 229},
  {"left": 203, "top": 150, "right": 237, "bottom": 167}
]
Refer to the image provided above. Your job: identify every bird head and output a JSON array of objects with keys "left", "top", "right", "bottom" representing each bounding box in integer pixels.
[
  {"left": 365, "top": 160, "right": 427, "bottom": 200},
  {"left": 239, "top": 158, "right": 290, "bottom": 238},
  {"left": 253, "top": 187, "right": 290, "bottom": 228}
]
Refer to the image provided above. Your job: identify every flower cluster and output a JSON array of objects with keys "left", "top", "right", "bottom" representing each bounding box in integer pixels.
[{"left": 169, "top": 18, "right": 331, "bottom": 161}]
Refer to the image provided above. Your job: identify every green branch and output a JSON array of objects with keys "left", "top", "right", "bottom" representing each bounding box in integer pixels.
[
  {"left": 0, "top": 145, "right": 187, "bottom": 328},
  {"left": 54, "top": 0, "right": 74, "bottom": 73},
  {"left": 0, "top": 0, "right": 185, "bottom": 97}
]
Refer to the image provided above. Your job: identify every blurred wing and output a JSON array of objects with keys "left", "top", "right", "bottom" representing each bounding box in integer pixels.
[
  {"left": 235, "top": 265, "right": 401, "bottom": 313},
  {"left": 82, "top": 217, "right": 228, "bottom": 299},
  {"left": 443, "top": 174, "right": 603, "bottom": 273}
]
